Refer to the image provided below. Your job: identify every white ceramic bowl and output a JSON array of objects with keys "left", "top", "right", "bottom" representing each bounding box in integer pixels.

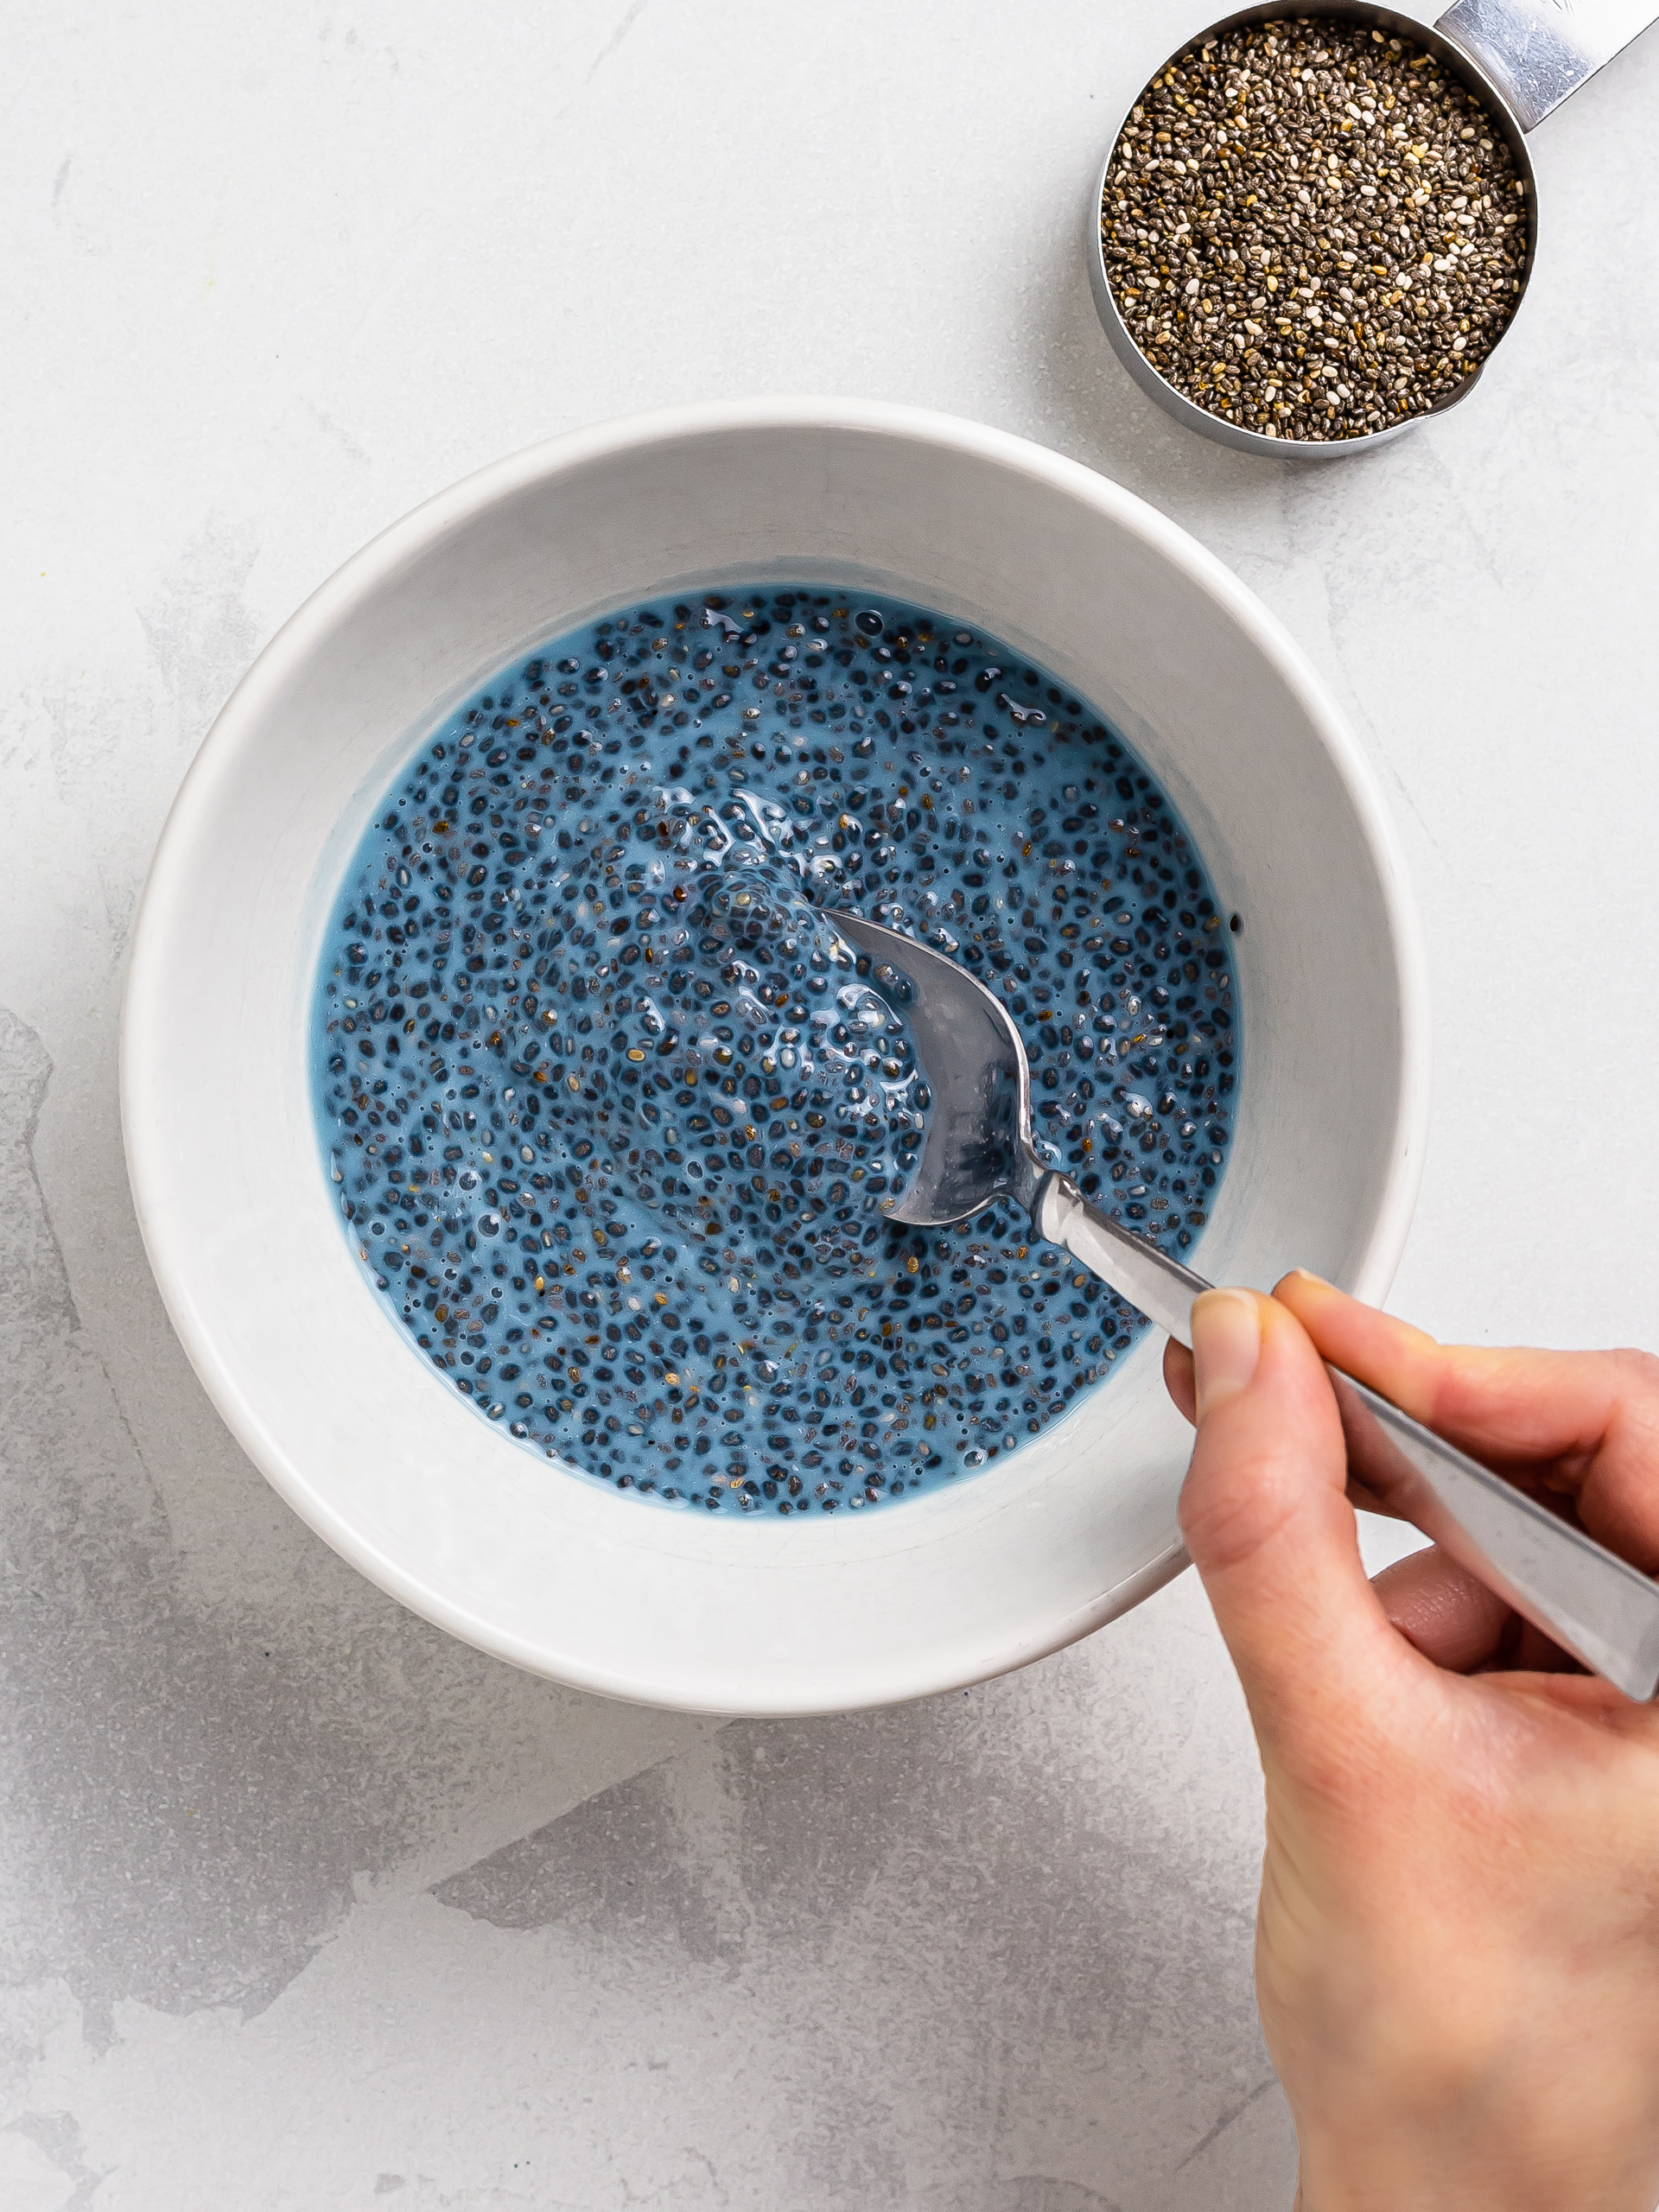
[{"left": 122, "top": 399, "right": 1428, "bottom": 1715}]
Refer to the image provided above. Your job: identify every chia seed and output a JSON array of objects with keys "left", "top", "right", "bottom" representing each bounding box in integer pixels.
[
  {"left": 311, "top": 589, "right": 1240, "bottom": 1516},
  {"left": 1102, "top": 16, "right": 1531, "bottom": 442}
]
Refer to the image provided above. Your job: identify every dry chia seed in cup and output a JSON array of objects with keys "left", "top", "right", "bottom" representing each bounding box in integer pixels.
[
  {"left": 1101, "top": 16, "right": 1531, "bottom": 442},
  {"left": 311, "top": 589, "right": 1239, "bottom": 1516}
]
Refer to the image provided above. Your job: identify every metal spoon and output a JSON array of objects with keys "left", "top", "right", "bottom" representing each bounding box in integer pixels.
[
  {"left": 1087, "top": 0, "right": 1659, "bottom": 460},
  {"left": 832, "top": 908, "right": 1659, "bottom": 1700}
]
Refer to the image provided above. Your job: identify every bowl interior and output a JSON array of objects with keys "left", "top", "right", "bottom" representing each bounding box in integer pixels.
[{"left": 122, "top": 403, "right": 1425, "bottom": 1713}]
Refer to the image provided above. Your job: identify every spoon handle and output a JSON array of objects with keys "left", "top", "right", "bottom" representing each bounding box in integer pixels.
[
  {"left": 1033, "top": 1170, "right": 1211, "bottom": 1340},
  {"left": 1033, "top": 1172, "right": 1659, "bottom": 1701}
]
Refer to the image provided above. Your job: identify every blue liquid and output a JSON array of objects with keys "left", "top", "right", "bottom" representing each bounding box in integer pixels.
[{"left": 311, "top": 588, "right": 1239, "bottom": 1515}]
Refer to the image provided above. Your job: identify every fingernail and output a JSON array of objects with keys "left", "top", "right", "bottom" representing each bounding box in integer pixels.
[
  {"left": 1285, "top": 1267, "right": 1332, "bottom": 1289},
  {"left": 1191, "top": 1288, "right": 1262, "bottom": 1419}
]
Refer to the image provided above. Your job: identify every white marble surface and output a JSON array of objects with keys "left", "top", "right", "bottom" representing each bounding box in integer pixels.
[{"left": 4, "top": 4, "right": 1658, "bottom": 2206}]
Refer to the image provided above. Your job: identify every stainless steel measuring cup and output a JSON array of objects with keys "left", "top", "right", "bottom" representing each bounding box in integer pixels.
[{"left": 1087, "top": 0, "right": 1657, "bottom": 457}]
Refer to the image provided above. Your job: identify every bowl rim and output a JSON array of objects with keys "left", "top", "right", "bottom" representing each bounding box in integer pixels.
[{"left": 120, "top": 396, "right": 1432, "bottom": 1703}]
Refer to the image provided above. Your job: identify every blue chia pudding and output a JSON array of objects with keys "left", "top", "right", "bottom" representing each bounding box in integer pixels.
[{"left": 311, "top": 588, "right": 1239, "bottom": 1516}]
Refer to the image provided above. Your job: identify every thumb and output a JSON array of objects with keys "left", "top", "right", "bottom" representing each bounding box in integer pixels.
[{"left": 1178, "top": 1288, "right": 1418, "bottom": 1747}]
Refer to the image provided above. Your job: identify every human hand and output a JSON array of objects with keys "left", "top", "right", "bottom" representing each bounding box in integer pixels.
[{"left": 1162, "top": 1276, "right": 1659, "bottom": 2212}]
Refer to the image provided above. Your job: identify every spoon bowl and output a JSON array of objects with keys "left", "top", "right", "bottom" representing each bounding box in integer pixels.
[{"left": 833, "top": 912, "right": 1037, "bottom": 1226}]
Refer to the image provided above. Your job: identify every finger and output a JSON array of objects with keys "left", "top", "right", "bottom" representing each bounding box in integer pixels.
[
  {"left": 1497, "top": 1619, "right": 1586, "bottom": 1675},
  {"left": 1179, "top": 1288, "right": 1420, "bottom": 1745},
  {"left": 1175, "top": 1328, "right": 1421, "bottom": 1522},
  {"left": 1274, "top": 1272, "right": 1659, "bottom": 1572},
  {"left": 1274, "top": 1268, "right": 1633, "bottom": 1465},
  {"left": 1372, "top": 1550, "right": 1581, "bottom": 1676},
  {"left": 1370, "top": 1547, "right": 1514, "bottom": 1674},
  {"left": 1164, "top": 1337, "right": 1197, "bottom": 1426}
]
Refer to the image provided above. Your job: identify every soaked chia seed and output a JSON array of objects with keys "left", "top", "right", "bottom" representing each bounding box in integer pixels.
[{"left": 311, "top": 588, "right": 1240, "bottom": 1516}]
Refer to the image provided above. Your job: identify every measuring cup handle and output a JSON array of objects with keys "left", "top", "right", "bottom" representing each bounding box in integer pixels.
[{"left": 1436, "top": 0, "right": 1659, "bottom": 128}]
